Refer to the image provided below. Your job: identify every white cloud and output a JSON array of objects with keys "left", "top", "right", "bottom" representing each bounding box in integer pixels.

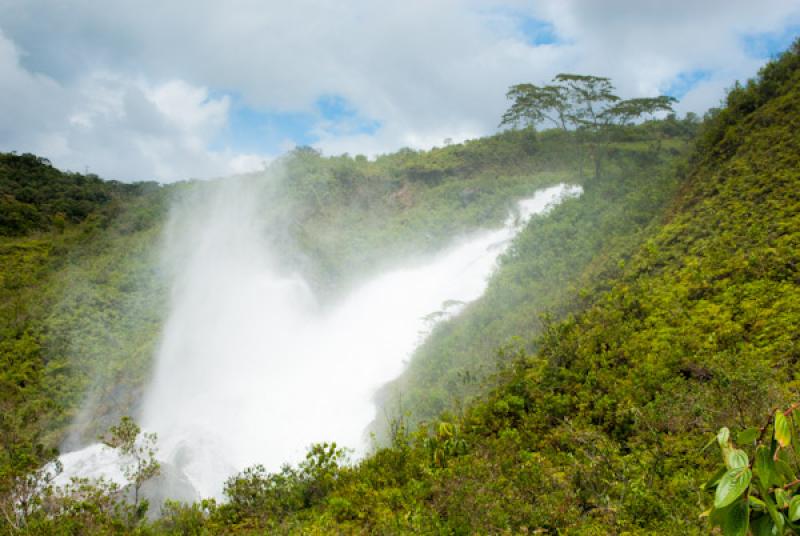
[
  {"left": 145, "top": 80, "right": 229, "bottom": 137},
  {"left": 0, "top": 1, "right": 798, "bottom": 180},
  {"left": 0, "top": 31, "right": 265, "bottom": 181}
]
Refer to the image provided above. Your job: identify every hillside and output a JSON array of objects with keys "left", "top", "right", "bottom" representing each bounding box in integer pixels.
[
  {"left": 134, "top": 40, "right": 796, "bottom": 534},
  {"left": 1, "top": 40, "right": 797, "bottom": 534},
  {"left": 378, "top": 130, "right": 688, "bottom": 432},
  {"left": 0, "top": 114, "right": 692, "bottom": 452}
]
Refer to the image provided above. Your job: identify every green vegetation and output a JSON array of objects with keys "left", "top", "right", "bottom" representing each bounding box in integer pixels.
[
  {"left": 260, "top": 128, "right": 573, "bottom": 294},
  {"left": 101, "top": 416, "right": 160, "bottom": 516},
  {"left": 0, "top": 39, "right": 798, "bottom": 535},
  {"left": 2, "top": 416, "right": 163, "bottom": 533},
  {"left": 0, "top": 156, "right": 172, "bottom": 532},
  {"left": 180, "top": 40, "right": 795, "bottom": 534},
  {"left": 702, "top": 404, "right": 800, "bottom": 535},
  {"left": 501, "top": 73, "right": 676, "bottom": 179},
  {"left": 0, "top": 153, "right": 155, "bottom": 235},
  {"left": 379, "top": 123, "right": 689, "bottom": 432}
]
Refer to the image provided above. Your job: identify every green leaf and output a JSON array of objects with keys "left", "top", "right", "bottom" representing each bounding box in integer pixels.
[
  {"left": 711, "top": 502, "right": 730, "bottom": 526},
  {"left": 749, "top": 495, "right": 766, "bottom": 510},
  {"left": 755, "top": 445, "right": 778, "bottom": 487},
  {"left": 775, "top": 411, "right": 791, "bottom": 448},
  {"left": 757, "top": 480, "right": 785, "bottom": 533},
  {"left": 715, "top": 467, "right": 752, "bottom": 509},
  {"left": 737, "top": 427, "right": 759, "bottom": 445},
  {"left": 726, "top": 449, "right": 749, "bottom": 469},
  {"left": 751, "top": 515, "right": 775, "bottom": 536},
  {"left": 789, "top": 495, "right": 800, "bottom": 522},
  {"left": 718, "top": 427, "right": 734, "bottom": 466},
  {"left": 775, "top": 458, "right": 795, "bottom": 486},
  {"left": 702, "top": 465, "right": 728, "bottom": 490},
  {"left": 720, "top": 499, "right": 749, "bottom": 536},
  {"left": 713, "top": 500, "right": 752, "bottom": 536}
]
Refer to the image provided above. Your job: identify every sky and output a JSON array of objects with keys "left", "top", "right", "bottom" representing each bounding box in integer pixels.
[{"left": 0, "top": 0, "right": 798, "bottom": 182}]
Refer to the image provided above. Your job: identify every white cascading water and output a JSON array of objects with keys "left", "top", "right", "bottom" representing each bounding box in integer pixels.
[{"left": 56, "top": 178, "right": 581, "bottom": 500}]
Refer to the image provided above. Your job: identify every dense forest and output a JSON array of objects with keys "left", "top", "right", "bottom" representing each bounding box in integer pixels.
[{"left": 0, "top": 40, "right": 798, "bottom": 534}]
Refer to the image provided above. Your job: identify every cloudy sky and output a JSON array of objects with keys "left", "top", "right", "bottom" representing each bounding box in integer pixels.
[{"left": 1, "top": 1, "right": 799, "bottom": 182}]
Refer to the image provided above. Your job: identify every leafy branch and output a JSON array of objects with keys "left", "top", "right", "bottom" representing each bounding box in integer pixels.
[{"left": 702, "top": 403, "right": 800, "bottom": 535}]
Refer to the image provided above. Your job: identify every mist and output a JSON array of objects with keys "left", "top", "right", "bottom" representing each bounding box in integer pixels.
[{"left": 58, "top": 174, "right": 581, "bottom": 500}]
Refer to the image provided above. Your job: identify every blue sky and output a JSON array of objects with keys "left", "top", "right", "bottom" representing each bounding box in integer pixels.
[
  {"left": 0, "top": 0, "right": 798, "bottom": 181},
  {"left": 742, "top": 23, "right": 800, "bottom": 58},
  {"left": 518, "top": 16, "right": 560, "bottom": 46},
  {"left": 664, "top": 70, "right": 713, "bottom": 100},
  {"left": 213, "top": 94, "right": 382, "bottom": 155}
]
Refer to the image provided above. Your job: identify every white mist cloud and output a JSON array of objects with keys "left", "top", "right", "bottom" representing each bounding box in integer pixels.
[{"left": 136, "top": 179, "right": 580, "bottom": 498}]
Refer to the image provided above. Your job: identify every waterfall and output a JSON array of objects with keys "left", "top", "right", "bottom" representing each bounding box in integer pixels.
[{"left": 56, "top": 180, "right": 582, "bottom": 500}]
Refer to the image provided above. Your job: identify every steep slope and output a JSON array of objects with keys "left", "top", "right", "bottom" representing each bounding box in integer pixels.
[
  {"left": 379, "top": 132, "right": 687, "bottom": 431},
  {"left": 0, "top": 156, "right": 170, "bottom": 448},
  {"left": 173, "top": 41, "right": 800, "bottom": 534}
]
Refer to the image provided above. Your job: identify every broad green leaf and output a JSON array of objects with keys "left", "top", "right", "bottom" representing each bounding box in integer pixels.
[
  {"left": 789, "top": 495, "right": 800, "bottom": 522},
  {"left": 777, "top": 445, "right": 792, "bottom": 464},
  {"left": 702, "top": 465, "right": 728, "bottom": 490},
  {"left": 757, "top": 480, "right": 785, "bottom": 533},
  {"left": 711, "top": 502, "right": 730, "bottom": 526},
  {"left": 751, "top": 514, "right": 775, "bottom": 536},
  {"left": 755, "top": 445, "right": 778, "bottom": 487},
  {"left": 775, "top": 412, "right": 791, "bottom": 448},
  {"left": 775, "top": 458, "right": 794, "bottom": 485},
  {"left": 715, "top": 467, "right": 752, "bottom": 509},
  {"left": 726, "top": 449, "right": 749, "bottom": 469},
  {"left": 737, "top": 427, "right": 759, "bottom": 445},
  {"left": 775, "top": 512, "right": 786, "bottom": 533},
  {"left": 720, "top": 499, "right": 749, "bottom": 536}
]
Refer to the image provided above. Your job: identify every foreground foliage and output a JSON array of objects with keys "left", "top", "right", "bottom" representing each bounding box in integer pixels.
[{"left": 703, "top": 404, "right": 800, "bottom": 535}]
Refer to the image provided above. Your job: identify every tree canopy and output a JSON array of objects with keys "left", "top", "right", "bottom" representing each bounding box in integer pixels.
[
  {"left": 501, "top": 74, "right": 676, "bottom": 178},
  {"left": 501, "top": 73, "right": 676, "bottom": 132}
]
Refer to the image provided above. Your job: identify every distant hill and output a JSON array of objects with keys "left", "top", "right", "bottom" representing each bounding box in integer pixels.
[{"left": 0, "top": 152, "right": 162, "bottom": 235}]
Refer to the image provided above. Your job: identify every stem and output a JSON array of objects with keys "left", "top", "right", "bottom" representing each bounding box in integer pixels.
[
  {"left": 782, "top": 402, "right": 800, "bottom": 417},
  {"left": 783, "top": 478, "right": 800, "bottom": 490},
  {"left": 756, "top": 409, "right": 777, "bottom": 444}
]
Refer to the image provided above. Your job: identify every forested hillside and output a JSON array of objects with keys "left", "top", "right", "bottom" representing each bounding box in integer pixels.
[
  {"left": 378, "top": 128, "right": 688, "bottom": 431},
  {"left": 2, "top": 111, "right": 691, "bottom": 452},
  {"left": 139, "top": 40, "right": 794, "bottom": 534},
  {"left": 1, "top": 40, "right": 797, "bottom": 535}
]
